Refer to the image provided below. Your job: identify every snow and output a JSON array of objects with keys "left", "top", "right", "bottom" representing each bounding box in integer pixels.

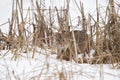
[{"left": 0, "top": 49, "right": 120, "bottom": 80}]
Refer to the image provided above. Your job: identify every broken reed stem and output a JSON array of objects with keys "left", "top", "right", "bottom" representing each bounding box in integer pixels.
[
  {"left": 100, "top": 64, "right": 104, "bottom": 80},
  {"left": 72, "top": 30, "right": 79, "bottom": 63},
  {"left": 96, "top": 0, "right": 100, "bottom": 55}
]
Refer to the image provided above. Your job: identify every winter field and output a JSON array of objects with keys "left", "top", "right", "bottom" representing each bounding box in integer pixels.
[
  {"left": 0, "top": 49, "right": 120, "bottom": 80},
  {"left": 0, "top": 0, "right": 120, "bottom": 80}
]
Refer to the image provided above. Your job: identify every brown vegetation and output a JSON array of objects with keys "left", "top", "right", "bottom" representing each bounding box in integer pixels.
[{"left": 0, "top": 0, "right": 119, "bottom": 67}]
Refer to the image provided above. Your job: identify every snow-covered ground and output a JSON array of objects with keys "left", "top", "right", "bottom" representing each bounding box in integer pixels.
[{"left": 0, "top": 49, "right": 119, "bottom": 80}]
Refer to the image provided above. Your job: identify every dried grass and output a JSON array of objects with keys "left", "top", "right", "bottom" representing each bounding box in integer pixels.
[{"left": 0, "top": 0, "right": 119, "bottom": 79}]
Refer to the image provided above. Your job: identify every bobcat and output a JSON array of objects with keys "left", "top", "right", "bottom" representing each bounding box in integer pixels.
[{"left": 55, "top": 29, "right": 93, "bottom": 61}]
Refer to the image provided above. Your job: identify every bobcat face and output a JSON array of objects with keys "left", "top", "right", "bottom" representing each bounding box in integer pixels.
[{"left": 55, "top": 33, "right": 66, "bottom": 54}]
